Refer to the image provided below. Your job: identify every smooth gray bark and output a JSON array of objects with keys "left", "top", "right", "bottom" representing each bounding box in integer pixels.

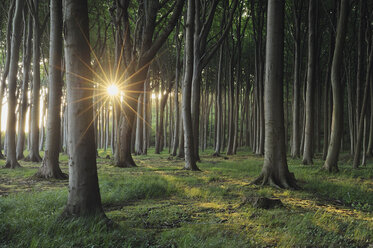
[
  {"left": 61, "top": 0, "right": 104, "bottom": 218},
  {"left": 36, "top": 0, "right": 66, "bottom": 179},
  {"left": 5, "top": 0, "right": 24, "bottom": 169}
]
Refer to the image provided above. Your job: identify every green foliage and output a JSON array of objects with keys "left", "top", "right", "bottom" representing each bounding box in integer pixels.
[{"left": 0, "top": 150, "right": 372, "bottom": 247}]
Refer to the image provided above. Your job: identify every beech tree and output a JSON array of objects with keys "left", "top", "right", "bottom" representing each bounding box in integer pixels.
[
  {"left": 302, "top": 0, "right": 317, "bottom": 165},
  {"left": 5, "top": 0, "right": 24, "bottom": 169},
  {"left": 323, "top": 0, "right": 350, "bottom": 172},
  {"left": 36, "top": 0, "right": 66, "bottom": 179},
  {"left": 252, "top": 0, "right": 297, "bottom": 188},
  {"left": 61, "top": 0, "right": 104, "bottom": 217}
]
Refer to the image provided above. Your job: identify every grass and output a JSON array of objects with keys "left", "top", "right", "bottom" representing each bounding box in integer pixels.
[{"left": 0, "top": 148, "right": 372, "bottom": 247}]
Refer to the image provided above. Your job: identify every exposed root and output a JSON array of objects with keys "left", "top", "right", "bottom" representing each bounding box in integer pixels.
[
  {"left": 25, "top": 153, "right": 42, "bottom": 162},
  {"left": 4, "top": 160, "right": 22, "bottom": 169},
  {"left": 251, "top": 172, "right": 299, "bottom": 190},
  {"left": 34, "top": 167, "right": 68, "bottom": 180}
]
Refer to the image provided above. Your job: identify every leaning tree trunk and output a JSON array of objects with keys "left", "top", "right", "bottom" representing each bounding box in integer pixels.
[
  {"left": 36, "top": 0, "right": 66, "bottom": 179},
  {"left": 61, "top": 0, "right": 105, "bottom": 218},
  {"left": 323, "top": 0, "right": 349, "bottom": 172},
  {"left": 16, "top": 9, "right": 32, "bottom": 160},
  {"left": 27, "top": 0, "right": 42, "bottom": 162},
  {"left": 5, "top": 0, "right": 24, "bottom": 169},
  {"left": 253, "top": 0, "right": 297, "bottom": 189},
  {"left": 182, "top": 0, "right": 199, "bottom": 171},
  {"left": 302, "top": 0, "right": 317, "bottom": 165}
]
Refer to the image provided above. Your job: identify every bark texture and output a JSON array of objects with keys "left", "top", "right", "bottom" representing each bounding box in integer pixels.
[
  {"left": 252, "top": 0, "right": 297, "bottom": 189},
  {"left": 61, "top": 0, "right": 104, "bottom": 217}
]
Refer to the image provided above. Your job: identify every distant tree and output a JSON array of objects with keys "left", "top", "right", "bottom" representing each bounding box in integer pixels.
[
  {"left": 302, "top": 0, "right": 317, "bottom": 165},
  {"left": 26, "top": 0, "right": 42, "bottom": 162},
  {"left": 16, "top": 6, "right": 33, "bottom": 160}
]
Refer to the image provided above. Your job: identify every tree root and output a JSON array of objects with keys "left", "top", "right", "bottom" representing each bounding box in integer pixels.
[
  {"left": 25, "top": 152, "right": 42, "bottom": 162},
  {"left": 4, "top": 160, "right": 22, "bottom": 169},
  {"left": 251, "top": 172, "right": 299, "bottom": 190}
]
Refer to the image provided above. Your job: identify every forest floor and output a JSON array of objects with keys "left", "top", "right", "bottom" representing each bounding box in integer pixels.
[{"left": 0, "top": 149, "right": 372, "bottom": 247}]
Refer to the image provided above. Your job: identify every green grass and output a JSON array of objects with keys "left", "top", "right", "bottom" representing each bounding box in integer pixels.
[{"left": 0, "top": 148, "right": 372, "bottom": 247}]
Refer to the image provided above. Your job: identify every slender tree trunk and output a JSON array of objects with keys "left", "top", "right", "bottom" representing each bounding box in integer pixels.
[
  {"left": 36, "top": 0, "right": 66, "bottom": 179},
  {"left": 16, "top": 8, "right": 32, "bottom": 160},
  {"left": 182, "top": 0, "right": 199, "bottom": 170},
  {"left": 61, "top": 0, "right": 105, "bottom": 218},
  {"left": 302, "top": 0, "right": 317, "bottom": 165},
  {"left": 0, "top": 0, "right": 15, "bottom": 160},
  {"left": 291, "top": 0, "right": 302, "bottom": 158},
  {"left": 213, "top": 44, "right": 223, "bottom": 156},
  {"left": 171, "top": 23, "right": 181, "bottom": 156},
  {"left": 353, "top": 35, "right": 373, "bottom": 169},
  {"left": 27, "top": 0, "right": 42, "bottom": 162},
  {"left": 5, "top": 0, "right": 24, "bottom": 169},
  {"left": 323, "top": 0, "right": 349, "bottom": 172}
]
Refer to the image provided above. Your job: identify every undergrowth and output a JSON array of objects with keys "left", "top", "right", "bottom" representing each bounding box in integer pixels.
[{"left": 0, "top": 148, "right": 372, "bottom": 247}]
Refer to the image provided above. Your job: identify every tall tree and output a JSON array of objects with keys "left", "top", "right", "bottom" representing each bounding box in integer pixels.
[
  {"left": 302, "top": 0, "right": 317, "bottom": 165},
  {"left": 182, "top": 0, "right": 199, "bottom": 171},
  {"left": 252, "top": 0, "right": 297, "bottom": 189},
  {"left": 5, "top": 0, "right": 24, "bottom": 169},
  {"left": 16, "top": 7, "right": 33, "bottom": 160},
  {"left": 0, "top": 0, "right": 15, "bottom": 160},
  {"left": 36, "top": 0, "right": 66, "bottom": 179},
  {"left": 115, "top": 0, "right": 184, "bottom": 167},
  {"left": 61, "top": 0, "right": 104, "bottom": 217},
  {"left": 290, "top": 0, "right": 303, "bottom": 158},
  {"left": 323, "top": 0, "right": 350, "bottom": 172},
  {"left": 26, "top": 0, "right": 42, "bottom": 162}
]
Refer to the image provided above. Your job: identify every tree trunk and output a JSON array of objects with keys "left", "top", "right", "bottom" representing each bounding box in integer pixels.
[
  {"left": 171, "top": 23, "right": 181, "bottom": 156},
  {"left": 182, "top": 0, "right": 199, "bottom": 171},
  {"left": 253, "top": 0, "right": 297, "bottom": 189},
  {"left": 5, "top": 0, "right": 24, "bottom": 169},
  {"left": 16, "top": 8, "right": 32, "bottom": 160},
  {"left": 27, "top": 0, "right": 42, "bottom": 162},
  {"left": 302, "top": 0, "right": 317, "bottom": 165},
  {"left": 0, "top": 0, "right": 15, "bottom": 160},
  {"left": 291, "top": 0, "right": 302, "bottom": 158},
  {"left": 36, "top": 0, "right": 66, "bottom": 179},
  {"left": 353, "top": 35, "right": 373, "bottom": 169},
  {"left": 323, "top": 0, "right": 349, "bottom": 172},
  {"left": 213, "top": 44, "right": 223, "bottom": 156},
  {"left": 61, "top": 0, "right": 105, "bottom": 218}
]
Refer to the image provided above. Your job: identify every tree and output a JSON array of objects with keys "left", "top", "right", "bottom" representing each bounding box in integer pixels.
[
  {"left": 0, "top": 0, "right": 15, "bottom": 160},
  {"left": 114, "top": 0, "right": 184, "bottom": 168},
  {"left": 61, "top": 0, "right": 104, "bottom": 217},
  {"left": 36, "top": 0, "right": 66, "bottom": 179},
  {"left": 323, "top": 0, "right": 350, "bottom": 172},
  {"left": 16, "top": 6, "right": 33, "bottom": 160},
  {"left": 302, "top": 0, "right": 317, "bottom": 165},
  {"left": 182, "top": 0, "right": 199, "bottom": 171},
  {"left": 252, "top": 0, "right": 297, "bottom": 189},
  {"left": 5, "top": 0, "right": 24, "bottom": 169},
  {"left": 290, "top": 0, "right": 303, "bottom": 158},
  {"left": 26, "top": 0, "right": 42, "bottom": 162}
]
